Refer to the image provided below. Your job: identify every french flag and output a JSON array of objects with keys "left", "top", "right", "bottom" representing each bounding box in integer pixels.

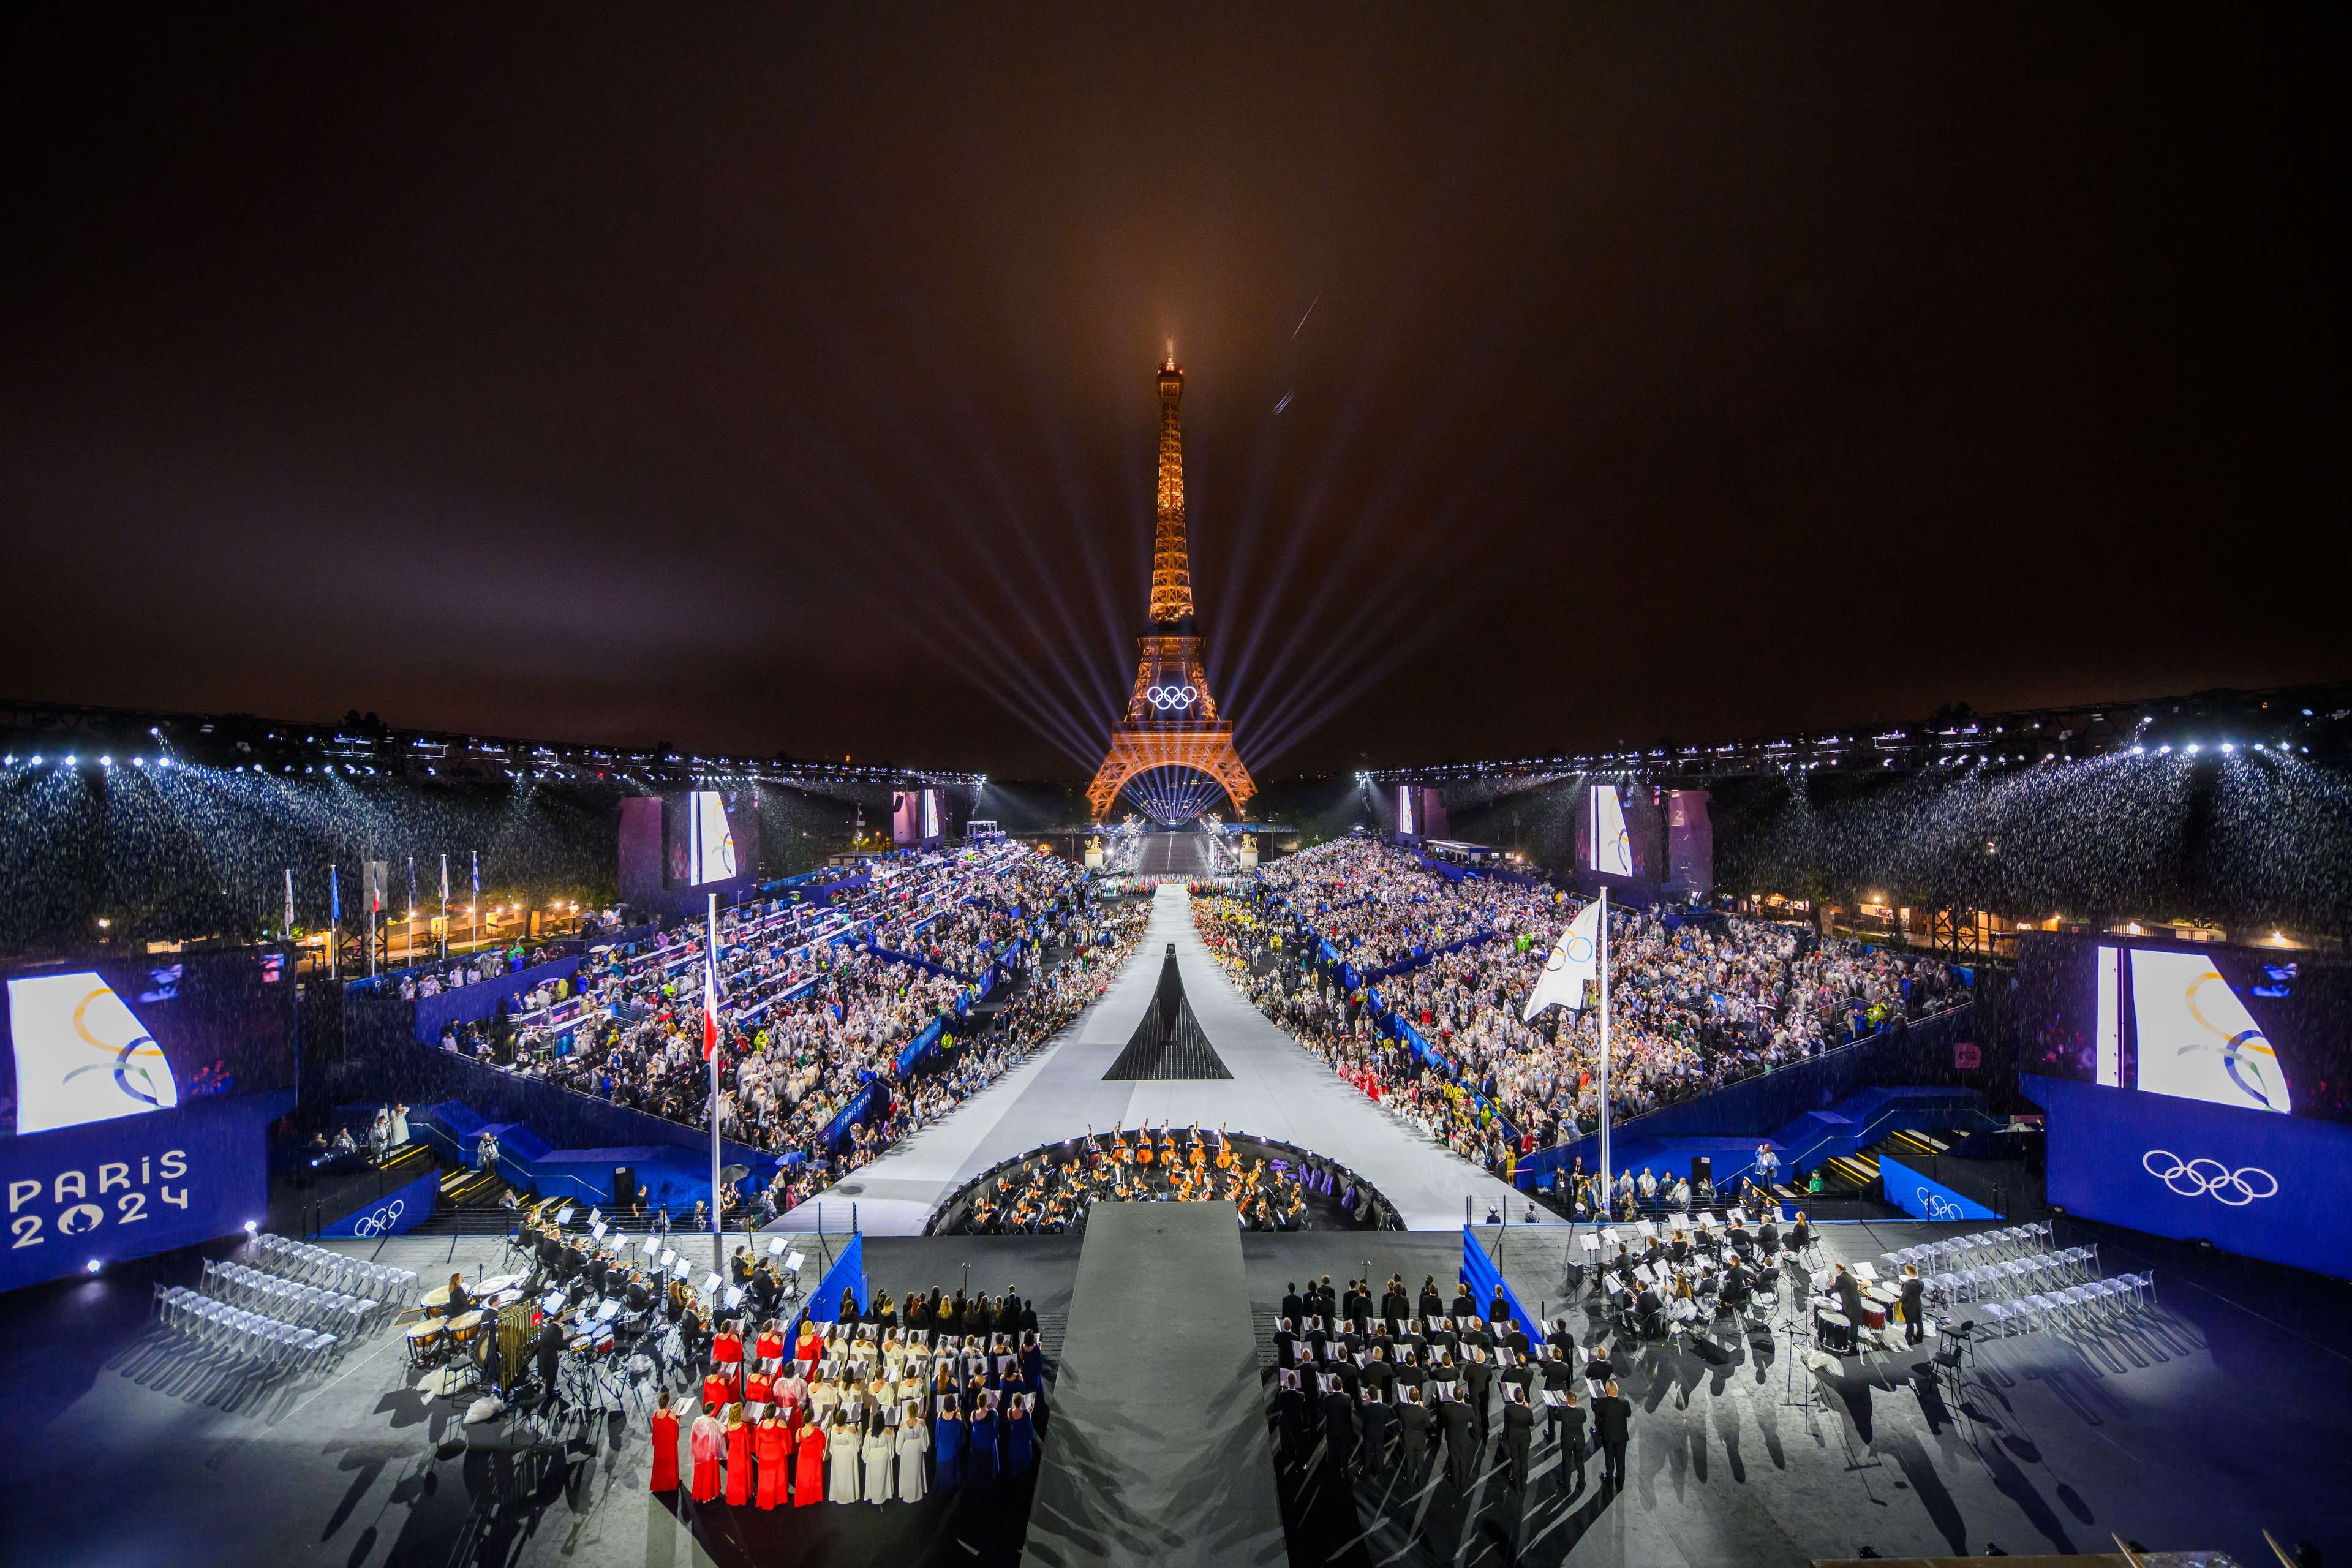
[{"left": 703, "top": 930, "right": 722, "bottom": 1061}]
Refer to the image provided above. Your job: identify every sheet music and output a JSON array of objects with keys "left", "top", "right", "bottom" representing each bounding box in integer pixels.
[
  {"left": 590, "top": 1220, "right": 606, "bottom": 1240},
  {"left": 703, "top": 1272, "right": 723, "bottom": 1296},
  {"left": 767, "top": 1238, "right": 786, "bottom": 1256},
  {"left": 556, "top": 1206, "right": 575, "bottom": 1226},
  {"left": 785, "top": 1251, "right": 804, "bottom": 1272}
]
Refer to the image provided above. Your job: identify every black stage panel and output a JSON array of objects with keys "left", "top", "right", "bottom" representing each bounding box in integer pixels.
[
  {"left": 1102, "top": 945, "right": 1233, "bottom": 1080},
  {"left": 1021, "top": 1204, "right": 1284, "bottom": 1568}
]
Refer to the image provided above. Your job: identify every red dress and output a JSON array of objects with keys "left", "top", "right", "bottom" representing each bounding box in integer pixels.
[
  {"left": 714, "top": 1333, "right": 744, "bottom": 1370},
  {"left": 724, "top": 1421, "right": 753, "bottom": 1506},
  {"left": 690, "top": 1415, "right": 723, "bottom": 1502},
  {"left": 754, "top": 1421, "right": 790, "bottom": 1509},
  {"left": 745, "top": 1371, "right": 775, "bottom": 1409},
  {"left": 649, "top": 1410, "right": 681, "bottom": 1493},
  {"left": 794, "top": 1329, "right": 822, "bottom": 1374},
  {"left": 754, "top": 1332, "right": 783, "bottom": 1363},
  {"left": 703, "top": 1374, "right": 729, "bottom": 1415},
  {"left": 793, "top": 1423, "right": 826, "bottom": 1506}
]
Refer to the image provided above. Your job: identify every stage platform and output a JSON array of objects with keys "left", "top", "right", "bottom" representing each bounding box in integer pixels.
[
  {"left": 1134, "top": 832, "right": 1218, "bottom": 876},
  {"left": 0, "top": 1217, "right": 2343, "bottom": 1567},
  {"left": 774, "top": 883, "right": 1524, "bottom": 1234},
  {"left": 1022, "top": 1205, "right": 1284, "bottom": 1568}
]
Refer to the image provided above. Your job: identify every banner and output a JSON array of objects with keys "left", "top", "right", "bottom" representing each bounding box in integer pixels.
[
  {"left": 1, "top": 1095, "right": 277, "bottom": 1291},
  {"left": 317, "top": 1167, "right": 439, "bottom": 1238}
]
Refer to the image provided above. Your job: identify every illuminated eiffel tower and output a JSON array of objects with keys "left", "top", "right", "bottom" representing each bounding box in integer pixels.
[{"left": 1085, "top": 347, "right": 1256, "bottom": 823}]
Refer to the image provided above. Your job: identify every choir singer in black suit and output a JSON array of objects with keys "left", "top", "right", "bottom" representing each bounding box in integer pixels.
[{"left": 1592, "top": 1379, "right": 1632, "bottom": 1489}]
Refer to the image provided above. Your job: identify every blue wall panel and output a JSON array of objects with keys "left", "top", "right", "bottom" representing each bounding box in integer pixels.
[
  {"left": 2029, "top": 1073, "right": 2352, "bottom": 1280},
  {"left": 1, "top": 1093, "right": 281, "bottom": 1292},
  {"left": 1876, "top": 1153, "right": 2000, "bottom": 1222},
  {"left": 317, "top": 1166, "right": 440, "bottom": 1238}
]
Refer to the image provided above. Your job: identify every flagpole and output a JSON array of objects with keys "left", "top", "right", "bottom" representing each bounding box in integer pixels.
[
  {"left": 709, "top": 890, "right": 723, "bottom": 1273},
  {"left": 1597, "top": 884, "right": 1612, "bottom": 1216}
]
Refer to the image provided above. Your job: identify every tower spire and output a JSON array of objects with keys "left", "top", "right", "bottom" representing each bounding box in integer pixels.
[{"left": 1149, "top": 348, "right": 1193, "bottom": 624}]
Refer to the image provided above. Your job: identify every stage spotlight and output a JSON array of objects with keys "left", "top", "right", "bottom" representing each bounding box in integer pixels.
[
  {"left": 244, "top": 1220, "right": 259, "bottom": 1234},
  {"left": 2185, "top": 742, "right": 2201, "bottom": 754},
  {"left": 63, "top": 755, "right": 75, "bottom": 766},
  {"left": 85, "top": 1259, "right": 102, "bottom": 1275}
]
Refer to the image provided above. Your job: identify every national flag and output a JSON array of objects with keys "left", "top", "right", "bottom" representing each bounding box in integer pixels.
[
  {"left": 703, "top": 925, "right": 722, "bottom": 1061},
  {"left": 1521, "top": 898, "right": 1603, "bottom": 1022}
]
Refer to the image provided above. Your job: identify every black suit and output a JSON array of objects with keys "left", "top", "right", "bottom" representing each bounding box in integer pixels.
[
  {"left": 1319, "top": 1390, "right": 1356, "bottom": 1471},
  {"left": 1463, "top": 1358, "right": 1496, "bottom": 1434},
  {"left": 1834, "top": 1274, "right": 1865, "bottom": 1324},
  {"left": 1591, "top": 1394, "right": 1632, "bottom": 1485},
  {"left": 1357, "top": 1398, "right": 1396, "bottom": 1476},
  {"left": 1397, "top": 1402, "right": 1437, "bottom": 1476},
  {"left": 1500, "top": 1401, "right": 1536, "bottom": 1490},
  {"left": 1553, "top": 1402, "right": 1588, "bottom": 1491},
  {"left": 1282, "top": 1292, "right": 1305, "bottom": 1324},
  {"left": 1439, "top": 1399, "right": 1481, "bottom": 1491},
  {"left": 1901, "top": 1276, "right": 1926, "bottom": 1344},
  {"left": 1273, "top": 1386, "right": 1308, "bottom": 1466}
]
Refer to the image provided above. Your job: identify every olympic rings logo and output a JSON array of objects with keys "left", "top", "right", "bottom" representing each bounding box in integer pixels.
[
  {"left": 1144, "top": 685, "right": 1199, "bottom": 712},
  {"left": 2141, "top": 1150, "right": 2278, "bottom": 1207},
  {"left": 352, "top": 1199, "right": 407, "bottom": 1238},
  {"left": 1917, "top": 1188, "right": 1963, "bottom": 1221}
]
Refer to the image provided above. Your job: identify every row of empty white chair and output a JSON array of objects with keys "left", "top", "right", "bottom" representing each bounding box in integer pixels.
[
  {"left": 1883, "top": 1223, "right": 2051, "bottom": 1279},
  {"left": 1975, "top": 1272, "right": 2157, "bottom": 1338},
  {"left": 251, "top": 1232, "right": 416, "bottom": 1304},
  {"left": 203, "top": 1257, "right": 379, "bottom": 1336},
  {"left": 1919, "top": 1248, "right": 2101, "bottom": 1308},
  {"left": 153, "top": 1284, "right": 340, "bottom": 1374}
]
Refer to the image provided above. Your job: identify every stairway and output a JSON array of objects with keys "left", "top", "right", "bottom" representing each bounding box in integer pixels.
[{"left": 1819, "top": 1128, "right": 1955, "bottom": 1197}]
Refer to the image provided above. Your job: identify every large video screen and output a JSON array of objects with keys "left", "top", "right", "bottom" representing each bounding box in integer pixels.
[
  {"left": 2016, "top": 933, "right": 2352, "bottom": 1123},
  {"left": 665, "top": 790, "right": 747, "bottom": 886},
  {"left": 1588, "top": 785, "right": 1634, "bottom": 877},
  {"left": 2, "top": 950, "right": 298, "bottom": 1139}
]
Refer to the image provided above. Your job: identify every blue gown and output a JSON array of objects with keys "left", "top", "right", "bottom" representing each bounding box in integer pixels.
[
  {"left": 968, "top": 1407, "right": 1000, "bottom": 1484},
  {"left": 934, "top": 1412, "right": 965, "bottom": 1488},
  {"left": 1005, "top": 1409, "right": 1035, "bottom": 1474}
]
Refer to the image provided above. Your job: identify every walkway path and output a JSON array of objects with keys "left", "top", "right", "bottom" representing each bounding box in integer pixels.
[{"left": 773, "top": 882, "right": 1523, "bottom": 1235}]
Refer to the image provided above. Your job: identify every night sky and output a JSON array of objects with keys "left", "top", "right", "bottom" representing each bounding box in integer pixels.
[{"left": 2, "top": 7, "right": 2343, "bottom": 780}]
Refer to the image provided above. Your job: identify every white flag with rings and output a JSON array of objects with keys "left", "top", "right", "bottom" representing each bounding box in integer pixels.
[{"left": 1522, "top": 897, "right": 1603, "bottom": 1021}]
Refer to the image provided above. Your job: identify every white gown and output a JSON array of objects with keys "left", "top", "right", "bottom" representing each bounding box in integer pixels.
[
  {"left": 895, "top": 1419, "right": 929, "bottom": 1501},
  {"left": 862, "top": 1425, "right": 893, "bottom": 1503},
  {"left": 827, "top": 1423, "right": 861, "bottom": 1502}
]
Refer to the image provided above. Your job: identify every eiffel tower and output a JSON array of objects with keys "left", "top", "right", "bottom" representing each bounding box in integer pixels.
[{"left": 1085, "top": 347, "right": 1256, "bottom": 822}]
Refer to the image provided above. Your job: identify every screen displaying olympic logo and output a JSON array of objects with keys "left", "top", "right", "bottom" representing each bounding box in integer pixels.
[
  {"left": 1144, "top": 684, "right": 1198, "bottom": 712},
  {"left": 1915, "top": 1187, "right": 1964, "bottom": 1221},
  {"left": 2141, "top": 1149, "right": 2278, "bottom": 1206},
  {"left": 351, "top": 1199, "right": 408, "bottom": 1238}
]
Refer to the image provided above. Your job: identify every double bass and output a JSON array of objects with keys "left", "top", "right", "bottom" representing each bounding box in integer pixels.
[{"left": 1215, "top": 1123, "right": 1234, "bottom": 1171}]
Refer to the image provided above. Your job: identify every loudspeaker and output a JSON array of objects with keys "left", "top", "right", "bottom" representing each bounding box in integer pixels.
[
  {"left": 614, "top": 1166, "right": 636, "bottom": 1210},
  {"left": 1691, "top": 1156, "right": 1712, "bottom": 1188}
]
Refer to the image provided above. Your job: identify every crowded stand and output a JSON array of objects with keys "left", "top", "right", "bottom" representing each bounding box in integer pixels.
[
  {"left": 1204, "top": 839, "right": 1970, "bottom": 1172},
  {"left": 431, "top": 845, "right": 1149, "bottom": 1205}
]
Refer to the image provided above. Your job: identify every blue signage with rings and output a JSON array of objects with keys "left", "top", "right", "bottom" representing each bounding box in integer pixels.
[{"left": 318, "top": 1167, "right": 439, "bottom": 1239}]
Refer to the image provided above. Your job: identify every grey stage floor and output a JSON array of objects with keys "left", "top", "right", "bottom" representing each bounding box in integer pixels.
[
  {"left": 1, "top": 1221, "right": 2343, "bottom": 1568},
  {"left": 776, "top": 883, "right": 1522, "bottom": 1235},
  {"left": 1246, "top": 1219, "right": 2352, "bottom": 1568}
]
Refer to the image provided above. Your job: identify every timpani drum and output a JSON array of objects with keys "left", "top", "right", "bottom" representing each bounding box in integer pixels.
[
  {"left": 447, "top": 1310, "right": 486, "bottom": 1351},
  {"left": 405, "top": 1321, "right": 445, "bottom": 1368},
  {"left": 419, "top": 1284, "right": 453, "bottom": 1315},
  {"left": 1862, "top": 1287, "right": 1897, "bottom": 1332}
]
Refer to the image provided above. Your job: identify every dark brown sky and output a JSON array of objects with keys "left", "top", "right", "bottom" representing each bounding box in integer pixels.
[{"left": 2, "top": 6, "right": 2343, "bottom": 780}]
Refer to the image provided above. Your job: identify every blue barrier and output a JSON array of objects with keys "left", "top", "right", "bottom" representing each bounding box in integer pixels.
[
  {"left": 318, "top": 1167, "right": 441, "bottom": 1238},
  {"left": 408, "top": 955, "right": 584, "bottom": 1044},
  {"left": 810, "top": 1232, "right": 867, "bottom": 1323},
  {"left": 1458, "top": 1227, "right": 1542, "bottom": 1343},
  {"left": 1876, "top": 1153, "right": 1999, "bottom": 1222}
]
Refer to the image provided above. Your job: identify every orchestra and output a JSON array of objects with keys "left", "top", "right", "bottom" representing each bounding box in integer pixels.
[{"left": 949, "top": 1126, "right": 1346, "bottom": 1235}]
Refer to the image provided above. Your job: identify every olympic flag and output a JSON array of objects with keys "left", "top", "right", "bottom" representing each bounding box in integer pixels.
[{"left": 1523, "top": 897, "right": 1603, "bottom": 1022}]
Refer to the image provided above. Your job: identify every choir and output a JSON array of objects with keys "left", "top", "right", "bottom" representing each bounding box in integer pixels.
[{"left": 650, "top": 1297, "right": 1045, "bottom": 1507}]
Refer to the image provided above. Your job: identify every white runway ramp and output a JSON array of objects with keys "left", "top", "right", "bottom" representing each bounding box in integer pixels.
[{"left": 774, "top": 883, "right": 1522, "bottom": 1235}]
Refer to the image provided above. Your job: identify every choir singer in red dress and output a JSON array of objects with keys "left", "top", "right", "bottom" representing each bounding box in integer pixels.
[
  {"left": 754, "top": 1408, "right": 790, "bottom": 1510},
  {"left": 688, "top": 1409, "right": 723, "bottom": 1503},
  {"left": 648, "top": 1392, "right": 681, "bottom": 1493},
  {"left": 723, "top": 1405, "right": 752, "bottom": 1506},
  {"left": 792, "top": 1414, "right": 826, "bottom": 1506}
]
